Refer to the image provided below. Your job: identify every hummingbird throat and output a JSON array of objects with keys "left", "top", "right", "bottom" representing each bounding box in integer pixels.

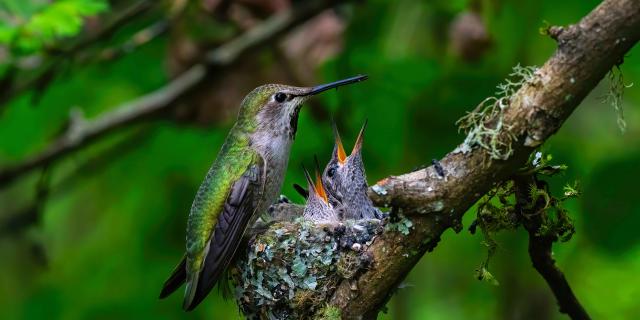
[{"left": 289, "top": 106, "right": 302, "bottom": 139}]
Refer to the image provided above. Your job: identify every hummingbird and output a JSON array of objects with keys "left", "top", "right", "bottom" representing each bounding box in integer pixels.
[
  {"left": 159, "top": 75, "right": 368, "bottom": 310},
  {"left": 322, "top": 120, "right": 383, "bottom": 220},
  {"left": 302, "top": 163, "right": 340, "bottom": 223}
]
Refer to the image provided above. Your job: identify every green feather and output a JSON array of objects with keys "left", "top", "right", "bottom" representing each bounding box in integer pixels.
[{"left": 184, "top": 125, "right": 256, "bottom": 271}]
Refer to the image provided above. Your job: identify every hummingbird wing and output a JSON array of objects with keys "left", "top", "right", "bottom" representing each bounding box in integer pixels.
[{"left": 183, "top": 151, "right": 265, "bottom": 311}]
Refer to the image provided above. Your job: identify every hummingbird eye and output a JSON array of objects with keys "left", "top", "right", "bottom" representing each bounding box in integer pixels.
[
  {"left": 327, "top": 167, "right": 336, "bottom": 178},
  {"left": 274, "top": 92, "right": 287, "bottom": 103}
]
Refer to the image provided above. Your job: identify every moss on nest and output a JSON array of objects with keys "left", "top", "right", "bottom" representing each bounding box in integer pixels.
[
  {"left": 231, "top": 218, "right": 383, "bottom": 319},
  {"left": 316, "top": 304, "right": 342, "bottom": 320}
]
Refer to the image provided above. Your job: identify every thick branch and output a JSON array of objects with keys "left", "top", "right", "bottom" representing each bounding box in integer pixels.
[
  {"left": 328, "top": 0, "right": 640, "bottom": 318},
  {"left": 0, "top": 0, "right": 345, "bottom": 189},
  {"left": 514, "top": 177, "right": 590, "bottom": 320}
]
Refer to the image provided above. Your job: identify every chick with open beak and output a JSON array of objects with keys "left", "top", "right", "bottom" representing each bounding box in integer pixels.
[
  {"left": 322, "top": 121, "right": 383, "bottom": 220},
  {"left": 302, "top": 164, "right": 340, "bottom": 223}
]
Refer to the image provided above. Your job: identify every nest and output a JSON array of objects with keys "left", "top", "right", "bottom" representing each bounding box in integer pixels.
[{"left": 231, "top": 218, "right": 384, "bottom": 319}]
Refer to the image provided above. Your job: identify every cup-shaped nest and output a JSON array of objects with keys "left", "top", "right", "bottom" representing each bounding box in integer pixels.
[{"left": 231, "top": 218, "right": 384, "bottom": 319}]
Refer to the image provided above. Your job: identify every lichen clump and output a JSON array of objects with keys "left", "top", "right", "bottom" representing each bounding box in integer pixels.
[
  {"left": 231, "top": 219, "right": 383, "bottom": 319},
  {"left": 456, "top": 64, "right": 539, "bottom": 160},
  {"left": 384, "top": 212, "right": 413, "bottom": 235}
]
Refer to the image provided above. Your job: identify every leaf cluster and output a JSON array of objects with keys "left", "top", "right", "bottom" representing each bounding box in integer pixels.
[{"left": 0, "top": 0, "right": 108, "bottom": 58}]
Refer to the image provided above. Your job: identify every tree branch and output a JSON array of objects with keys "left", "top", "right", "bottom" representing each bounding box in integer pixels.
[
  {"left": 0, "top": 0, "right": 347, "bottom": 189},
  {"left": 326, "top": 0, "right": 640, "bottom": 318},
  {"left": 513, "top": 176, "right": 590, "bottom": 320}
]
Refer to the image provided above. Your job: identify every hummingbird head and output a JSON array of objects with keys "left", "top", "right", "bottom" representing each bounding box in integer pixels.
[
  {"left": 322, "top": 121, "right": 369, "bottom": 205},
  {"left": 239, "top": 75, "right": 368, "bottom": 139}
]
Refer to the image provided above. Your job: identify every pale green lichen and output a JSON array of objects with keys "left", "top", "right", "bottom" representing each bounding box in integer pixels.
[
  {"left": 232, "top": 218, "right": 383, "bottom": 319},
  {"left": 456, "top": 64, "right": 538, "bottom": 160},
  {"left": 601, "top": 66, "right": 633, "bottom": 133},
  {"left": 428, "top": 200, "right": 445, "bottom": 212},
  {"left": 384, "top": 213, "right": 413, "bottom": 235}
]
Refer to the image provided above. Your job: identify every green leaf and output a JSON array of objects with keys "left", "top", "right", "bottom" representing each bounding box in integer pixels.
[{"left": 2, "top": 0, "right": 109, "bottom": 54}]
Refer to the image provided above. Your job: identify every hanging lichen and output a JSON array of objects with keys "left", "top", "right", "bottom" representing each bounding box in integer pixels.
[
  {"left": 601, "top": 66, "right": 633, "bottom": 133},
  {"left": 456, "top": 64, "right": 539, "bottom": 160}
]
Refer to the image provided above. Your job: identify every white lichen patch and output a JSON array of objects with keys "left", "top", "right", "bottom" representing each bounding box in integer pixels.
[
  {"left": 232, "top": 219, "right": 383, "bottom": 319},
  {"left": 371, "top": 184, "right": 388, "bottom": 196},
  {"left": 456, "top": 64, "right": 539, "bottom": 160},
  {"left": 403, "top": 169, "right": 428, "bottom": 181},
  {"left": 428, "top": 200, "right": 445, "bottom": 212}
]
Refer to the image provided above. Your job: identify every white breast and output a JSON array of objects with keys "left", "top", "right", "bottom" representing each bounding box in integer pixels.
[{"left": 251, "top": 132, "right": 293, "bottom": 213}]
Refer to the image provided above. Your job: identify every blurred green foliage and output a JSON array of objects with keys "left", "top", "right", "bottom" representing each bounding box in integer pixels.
[
  {"left": 1, "top": 0, "right": 639, "bottom": 319},
  {"left": 0, "top": 0, "right": 108, "bottom": 54}
]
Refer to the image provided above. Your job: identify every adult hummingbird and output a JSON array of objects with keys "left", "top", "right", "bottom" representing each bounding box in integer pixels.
[
  {"left": 159, "top": 75, "right": 368, "bottom": 310},
  {"left": 302, "top": 164, "right": 340, "bottom": 223},
  {"left": 322, "top": 120, "right": 383, "bottom": 220}
]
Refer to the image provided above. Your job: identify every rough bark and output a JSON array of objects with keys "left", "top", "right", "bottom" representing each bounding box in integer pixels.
[{"left": 325, "top": 0, "right": 640, "bottom": 318}]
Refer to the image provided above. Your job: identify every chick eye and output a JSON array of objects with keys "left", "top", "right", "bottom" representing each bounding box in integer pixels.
[
  {"left": 327, "top": 167, "right": 336, "bottom": 178},
  {"left": 275, "top": 92, "right": 287, "bottom": 103}
]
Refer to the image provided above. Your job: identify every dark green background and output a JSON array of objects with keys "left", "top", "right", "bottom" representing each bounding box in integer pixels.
[{"left": 1, "top": 0, "right": 639, "bottom": 319}]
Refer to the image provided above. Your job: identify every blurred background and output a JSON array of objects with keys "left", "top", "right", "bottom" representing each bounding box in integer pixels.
[{"left": 0, "top": 0, "right": 639, "bottom": 319}]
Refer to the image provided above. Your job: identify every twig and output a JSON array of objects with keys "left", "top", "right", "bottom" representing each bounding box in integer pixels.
[
  {"left": 513, "top": 177, "right": 591, "bottom": 320},
  {"left": 0, "top": 128, "right": 152, "bottom": 236},
  {"left": 0, "top": 167, "right": 51, "bottom": 236},
  {"left": 93, "top": 20, "right": 170, "bottom": 62},
  {"left": 0, "top": 0, "right": 345, "bottom": 189}
]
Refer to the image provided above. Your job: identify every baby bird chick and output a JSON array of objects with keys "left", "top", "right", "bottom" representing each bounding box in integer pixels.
[
  {"left": 302, "top": 165, "right": 340, "bottom": 223},
  {"left": 322, "top": 121, "right": 383, "bottom": 220}
]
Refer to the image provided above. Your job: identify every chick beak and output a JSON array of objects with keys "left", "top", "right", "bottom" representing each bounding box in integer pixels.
[
  {"left": 303, "top": 163, "right": 328, "bottom": 204},
  {"left": 332, "top": 122, "right": 347, "bottom": 165},
  {"left": 302, "top": 164, "right": 315, "bottom": 198},
  {"left": 314, "top": 170, "right": 329, "bottom": 204},
  {"left": 351, "top": 119, "right": 368, "bottom": 156}
]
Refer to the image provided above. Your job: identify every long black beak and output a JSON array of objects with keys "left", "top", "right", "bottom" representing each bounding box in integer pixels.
[{"left": 306, "top": 74, "right": 368, "bottom": 96}]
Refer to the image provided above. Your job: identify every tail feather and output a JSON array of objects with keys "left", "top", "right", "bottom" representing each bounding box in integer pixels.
[
  {"left": 159, "top": 255, "right": 187, "bottom": 299},
  {"left": 183, "top": 272, "right": 200, "bottom": 310}
]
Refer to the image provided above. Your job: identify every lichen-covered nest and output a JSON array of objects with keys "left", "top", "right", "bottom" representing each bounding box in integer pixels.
[{"left": 231, "top": 218, "right": 384, "bottom": 319}]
